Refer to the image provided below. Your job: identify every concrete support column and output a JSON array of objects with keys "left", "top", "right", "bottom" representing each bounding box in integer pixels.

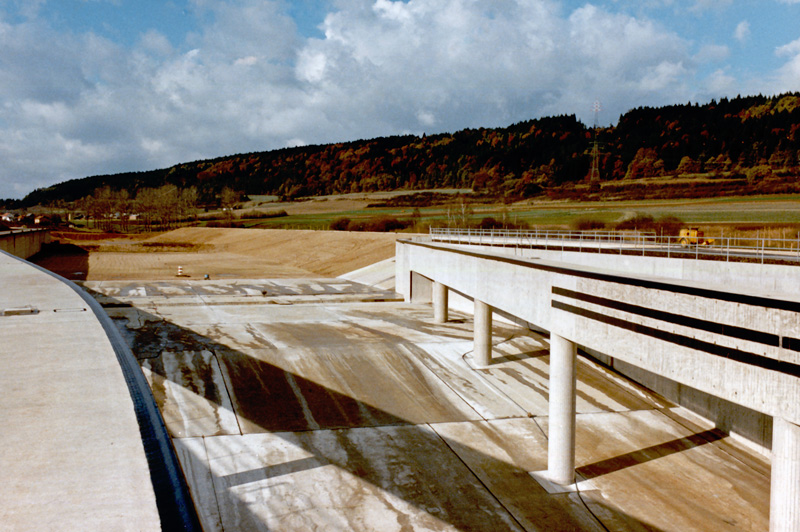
[
  {"left": 474, "top": 300, "right": 492, "bottom": 367},
  {"left": 433, "top": 282, "right": 449, "bottom": 324},
  {"left": 771, "top": 417, "right": 800, "bottom": 532},
  {"left": 547, "top": 333, "right": 578, "bottom": 486}
]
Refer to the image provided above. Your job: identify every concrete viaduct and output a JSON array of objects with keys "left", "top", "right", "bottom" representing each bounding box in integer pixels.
[
  {"left": 0, "top": 228, "right": 49, "bottom": 259},
  {"left": 397, "top": 237, "right": 800, "bottom": 532}
]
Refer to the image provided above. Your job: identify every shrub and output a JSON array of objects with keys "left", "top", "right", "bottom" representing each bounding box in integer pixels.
[
  {"left": 653, "top": 215, "right": 684, "bottom": 236},
  {"left": 331, "top": 215, "right": 412, "bottom": 232},
  {"left": 330, "top": 217, "right": 351, "bottom": 231},
  {"left": 474, "top": 216, "right": 528, "bottom": 230},
  {"left": 206, "top": 220, "right": 236, "bottom": 228},
  {"left": 240, "top": 209, "right": 288, "bottom": 219},
  {"left": 477, "top": 217, "right": 504, "bottom": 230},
  {"left": 615, "top": 214, "right": 655, "bottom": 231},
  {"left": 362, "top": 215, "right": 412, "bottom": 232},
  {"left": 573, "top": 217, "right": 606, "bottom": 231}
]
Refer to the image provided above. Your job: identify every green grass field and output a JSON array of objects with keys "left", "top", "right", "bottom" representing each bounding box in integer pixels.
[
  {"left": 65, "top": 192, "right": 796, "bottom": 234},
  {"left": 221, "top": 194, "right": 800, "bottom": 231}
]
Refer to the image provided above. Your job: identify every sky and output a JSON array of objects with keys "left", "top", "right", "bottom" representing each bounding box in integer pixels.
[{"left": 1, "top": 0, "right": 799, "bottom": 199}]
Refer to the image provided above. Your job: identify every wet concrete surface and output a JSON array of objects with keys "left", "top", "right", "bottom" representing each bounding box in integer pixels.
[{"left": 83, "top": 278, "right": 771, "bottom": 531}]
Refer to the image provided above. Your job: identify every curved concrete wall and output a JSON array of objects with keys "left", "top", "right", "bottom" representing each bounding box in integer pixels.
[
  {"left": 0, "top": 251, "right": 200, "bottom": 531},
  {"left": 0, "top": 229, "right": 49, "bottom": 259}
]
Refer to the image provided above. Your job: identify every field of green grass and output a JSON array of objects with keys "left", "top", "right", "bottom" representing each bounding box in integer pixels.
[
  {"left": 64, "top": 192, "right": 800, "bottom": 235},
  {"left": 225, "top": 194, "right": 800, "bottom": 231}
]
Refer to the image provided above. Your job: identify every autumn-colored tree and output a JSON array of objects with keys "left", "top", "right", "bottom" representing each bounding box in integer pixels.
[
  {"left": 676, "top": 156, "right": 701, "bottom": 175},
  {"left": 625, "top": 148, "right": 664, "bottom": 179},
  {"left": 220, "top": 187, "right": 238, "bottom": 226},
  {"left": 17, "top": 91, "right": 800, "bottom": 207}
]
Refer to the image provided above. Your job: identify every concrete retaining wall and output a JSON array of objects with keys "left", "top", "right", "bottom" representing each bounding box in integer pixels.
[{"left": 0, "top": 229, "right": 49, "bottom": 259}]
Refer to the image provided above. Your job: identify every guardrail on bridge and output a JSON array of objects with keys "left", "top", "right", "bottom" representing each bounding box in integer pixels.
[{"left": 429, "top": 227, "right": 800, "bottom": 264}]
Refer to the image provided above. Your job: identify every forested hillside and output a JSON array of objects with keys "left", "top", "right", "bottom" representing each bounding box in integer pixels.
[{"left": 17, "top": 92, "right": 800, "bottom": 208}]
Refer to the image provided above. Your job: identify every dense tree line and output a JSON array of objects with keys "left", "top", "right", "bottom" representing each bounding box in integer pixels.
[{"left": 18, "top": 92, "right": 800, "bottom": 208}]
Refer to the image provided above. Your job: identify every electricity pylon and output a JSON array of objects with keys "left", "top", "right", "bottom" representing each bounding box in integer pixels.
[
  {"left": 589, "top": 100, "right": 602, "bottom": 183},
  {"left": 589, "top": 100, "right": 601, "bottom": 183}
]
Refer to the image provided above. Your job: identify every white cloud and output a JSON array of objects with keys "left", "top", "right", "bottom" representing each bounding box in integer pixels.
[
  {"left": 771, "top": 37, "right": 800, "bottom": 91},
  {"left": 233, "top": 55, "right": 259, "bottom": 67},
  {"left": 694, "top": 44, "right": 729, "bottom": 63},
  {"left": 296, "top": 50, "right": 327, "bottom": 83},
  {"left": 416, "top": 110, "right": 436, "bottom": 128},
  {"left": 734, "top": 20, "right": 750, "bottom": 42},
  {"left": 298, "top": 1, "right": 694, "bottom": 132},
  {"left": 139, "top": 30, "right": 174, "bottom": 56},
  {"left": 704, "top": 69, "right": 737, "bottom": 94},
  {"left": 0, "top": 0, "right": 754, "bottom": 198},
  {"left": 777, "top": 37, "right": 800, "bottom": 57}
]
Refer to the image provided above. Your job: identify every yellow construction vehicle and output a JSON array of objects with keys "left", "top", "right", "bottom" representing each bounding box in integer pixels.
[{"left": 678, "top": 228, "right": 714, "bottom": 247}]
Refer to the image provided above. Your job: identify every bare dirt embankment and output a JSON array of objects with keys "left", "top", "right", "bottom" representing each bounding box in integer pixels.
[{"left": 35, "top": 228, "right": 403, "bottom": 281}]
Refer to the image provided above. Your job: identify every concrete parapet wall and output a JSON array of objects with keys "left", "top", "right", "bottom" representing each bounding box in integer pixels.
[
  {"left": 397, "top": 239, "right": 800, "bottom": 451},
  {"left": 445, "top": 243, "right": 800, "bottom": 296},
  {"left": 0, "top": 229, "right": 49, "bottom": 259}
]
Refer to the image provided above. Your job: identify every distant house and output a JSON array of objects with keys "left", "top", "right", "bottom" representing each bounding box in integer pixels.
[
  {"left": 34, "top": 215, "right": 51, "bottom": 225},
  {"left": 1, "top": 213, "right": 14, "bottom": 223}
]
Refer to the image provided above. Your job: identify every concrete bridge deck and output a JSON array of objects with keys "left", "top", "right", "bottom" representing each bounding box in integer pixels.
[{"left": 0, "top": 252, "right": 196, "bottom": 531}]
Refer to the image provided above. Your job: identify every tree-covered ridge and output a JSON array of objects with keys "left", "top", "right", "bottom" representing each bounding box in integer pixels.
[
  {"left": 610, "top": 94, "right": 800, "bottom": 180},
  {"left": 19, "top": 92, "right": 800, "bottom": 207}
]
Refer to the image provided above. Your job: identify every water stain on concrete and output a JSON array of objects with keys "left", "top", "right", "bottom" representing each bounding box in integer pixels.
[{"left": 85, "top": 279, "right": 771, "bottom": 532}]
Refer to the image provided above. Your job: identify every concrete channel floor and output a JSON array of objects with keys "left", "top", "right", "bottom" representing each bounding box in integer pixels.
[{"left": 83, "top": 277, "right": 771, "bottom": 532}]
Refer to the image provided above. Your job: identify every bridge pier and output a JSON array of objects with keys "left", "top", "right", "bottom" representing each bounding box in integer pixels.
[
  {"left": 771, "top": 417, "right": 800, "bottom": 532},
  {"left": 546, "top": 333, "right": 578, "bottom": 486},
  {"left": 473, "top": 300, "right": 492, "bottom": 367},
  {"left": 433, "top": 282, "right": 448, "bottom": 324}
]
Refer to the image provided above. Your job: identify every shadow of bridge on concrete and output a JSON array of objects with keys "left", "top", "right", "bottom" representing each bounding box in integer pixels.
[{"left": 79, "top": 279, "right": 768, "bottom": 532}]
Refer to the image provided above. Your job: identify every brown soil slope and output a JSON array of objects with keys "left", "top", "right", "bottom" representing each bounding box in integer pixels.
[{"left": 38, "top": 228, "right": 402, "bottom": 281}]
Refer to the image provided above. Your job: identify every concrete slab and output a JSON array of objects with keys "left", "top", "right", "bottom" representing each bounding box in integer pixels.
[
  {"left": 83, "top": 277, "right": 772, "bottom": 532},
  {"left": 467, "top": 346, "right": 665, "bottom": 416},
  {"left": 433, "top": 418, "right": 607, "bottom": 531},
  {"left": 217, "top": 342, "right": 484, "bottom": 433},
  {"left": 410, "top": 341, "right": 529, "bottom": 419},
  {"left": 570, "top": 409, "right": 770, "bottom": 531},
  {"left": 528, "top": 471, "right": 598, "bottom": 494},
  {"left": 0, "top": 254, "right": 162, "bottom": 531},
  {"left": 86, "top": 278, "right": 399, "bottom": 300},
  {"left": 177, "top": 426, "right": 527, "bottom": 532},
  {"left": 141, "top": 350, "right": 241, "bottom": 437}
]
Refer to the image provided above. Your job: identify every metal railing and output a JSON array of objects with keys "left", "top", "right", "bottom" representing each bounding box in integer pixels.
[{"left": 429, "top": 227, "right": 800, "bottom": 264}]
